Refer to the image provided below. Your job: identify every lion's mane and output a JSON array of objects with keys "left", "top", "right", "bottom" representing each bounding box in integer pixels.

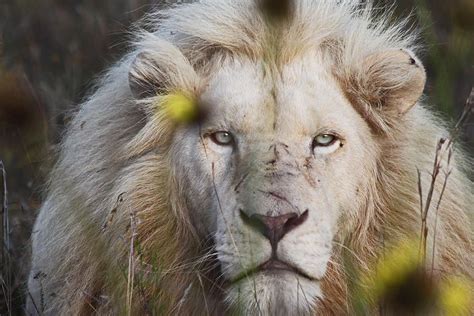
[{"left": 28, "top": 0, "right": 473, "bottom": 314}]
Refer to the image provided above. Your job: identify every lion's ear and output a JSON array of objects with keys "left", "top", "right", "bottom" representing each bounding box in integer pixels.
[
  {"left": 129, "top": 38, "right": 198, "bottom": 99},
  {"left": 342, "top": 49, "right": 426, "bottom": 129},
  {"left": 361, "top": 49, "right": 426, "bottom": 114}
]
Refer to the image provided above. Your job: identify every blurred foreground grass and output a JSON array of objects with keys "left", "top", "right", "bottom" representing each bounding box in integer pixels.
[
  {"left": 0, "top": 0, "right": 472, "bottom": 314},
  {"left": 349, "top": 238, "right": 472, "bottom": 315}
]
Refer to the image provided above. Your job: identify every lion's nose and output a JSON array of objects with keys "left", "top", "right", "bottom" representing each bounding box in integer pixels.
[{"left": 240, "top": 210, "right": 309, "bottom": 246}]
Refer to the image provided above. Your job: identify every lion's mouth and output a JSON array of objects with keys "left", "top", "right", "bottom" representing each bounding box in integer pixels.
[{"left": 231, "top": 259, "right": 317, "bottom": 284}]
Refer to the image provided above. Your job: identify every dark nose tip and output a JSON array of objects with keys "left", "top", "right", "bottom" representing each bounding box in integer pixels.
[{"left": 240, "top": 210, "right": 309, "bottom": 245}]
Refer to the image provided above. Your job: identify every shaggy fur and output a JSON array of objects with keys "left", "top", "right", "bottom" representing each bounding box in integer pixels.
[{"left": 28, "top": 0, "right": 472, "bottom": 315}]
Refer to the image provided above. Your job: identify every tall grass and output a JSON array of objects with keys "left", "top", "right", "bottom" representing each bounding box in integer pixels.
[{"left": 1, "top": 161, "right": 12, "bottom": 315}]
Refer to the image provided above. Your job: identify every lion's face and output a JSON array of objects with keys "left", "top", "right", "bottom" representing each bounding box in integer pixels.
[{"left": 170, "top": 53, "right": 378, "bottom": 314}]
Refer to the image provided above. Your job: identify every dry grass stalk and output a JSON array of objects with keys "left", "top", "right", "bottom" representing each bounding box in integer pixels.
[
  {"left": 0, "top": 161, "right": 12, "bottom": 315},
  {"left": 126, "top": 204, "right": 138, "bottom": 316},
  {"left": 418, "top": 87, "right": 473, "bottom": 264}
]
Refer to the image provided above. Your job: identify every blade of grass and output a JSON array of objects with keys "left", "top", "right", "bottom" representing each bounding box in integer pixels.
[{"left": 1, "top": 161, "right": 12, "bottom": 315}]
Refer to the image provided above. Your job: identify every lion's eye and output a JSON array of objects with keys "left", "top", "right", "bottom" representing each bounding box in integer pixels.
[
  {"left": 210, "top": 131, "right": 234, "bottom": 146},
  {"left": 312, "top": 133, "right": 341, "bottom": 155},
  {"left": 313, "top": 134, "right": 336, "bottom": 147}
]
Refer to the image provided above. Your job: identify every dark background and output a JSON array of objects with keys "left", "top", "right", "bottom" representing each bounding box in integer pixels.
[{"left": 0, "top": 0, "right": 472, "bottom": 313}]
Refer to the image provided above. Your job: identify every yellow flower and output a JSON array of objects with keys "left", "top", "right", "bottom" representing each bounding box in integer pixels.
[
  {"left": 439, "top": 277, "right": 472, "bottom": 316},
  {"left": 160, "top": 92, "right": 198, "bottom": 123},
  {"left": 355, "top": 238, "right": 472, "bottom": 315},
  {"left": 363, "top": 238, "right": 422, "bottom": 300}
]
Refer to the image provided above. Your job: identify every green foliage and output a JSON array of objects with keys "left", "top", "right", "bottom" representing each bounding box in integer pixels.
[{"left": 414, "top": 0, "right": 474, "bottom": 116}]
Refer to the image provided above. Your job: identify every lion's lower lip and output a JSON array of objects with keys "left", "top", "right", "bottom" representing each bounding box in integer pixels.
[
  {"left": 260, "top": 259, "right": 294, "bottom": 271},
  {"left": 231, "top": 259, "right": 317, "bottom": 284}
]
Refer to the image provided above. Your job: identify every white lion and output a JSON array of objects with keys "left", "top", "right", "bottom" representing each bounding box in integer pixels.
[{"left": 28, "top": 0, "right": 473, "bottom": 315}]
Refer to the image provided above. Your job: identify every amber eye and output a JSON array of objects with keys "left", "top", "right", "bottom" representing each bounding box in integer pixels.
[
  {"left": 210, "top": 131, "right": 234, "bottom": 146},
  {"left": 313, "top": 134, "right": 337, "bottom": 147}
]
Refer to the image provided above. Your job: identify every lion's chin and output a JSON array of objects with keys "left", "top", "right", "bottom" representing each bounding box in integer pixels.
[{"left": 225, "top": 271, "right": 320, "bottom": 316}]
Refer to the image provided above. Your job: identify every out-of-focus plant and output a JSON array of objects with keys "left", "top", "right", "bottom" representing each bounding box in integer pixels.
[
  {"left": 352, "top": 238, "right": 472, "bottom": 315},
  {"left": 161, "top": 92, "right": 200, "bottom": 124}
]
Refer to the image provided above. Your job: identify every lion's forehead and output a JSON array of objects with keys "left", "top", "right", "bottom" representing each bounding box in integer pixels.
[{"left": 200, "top": 55, "right": 362, "bottom": 139}]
